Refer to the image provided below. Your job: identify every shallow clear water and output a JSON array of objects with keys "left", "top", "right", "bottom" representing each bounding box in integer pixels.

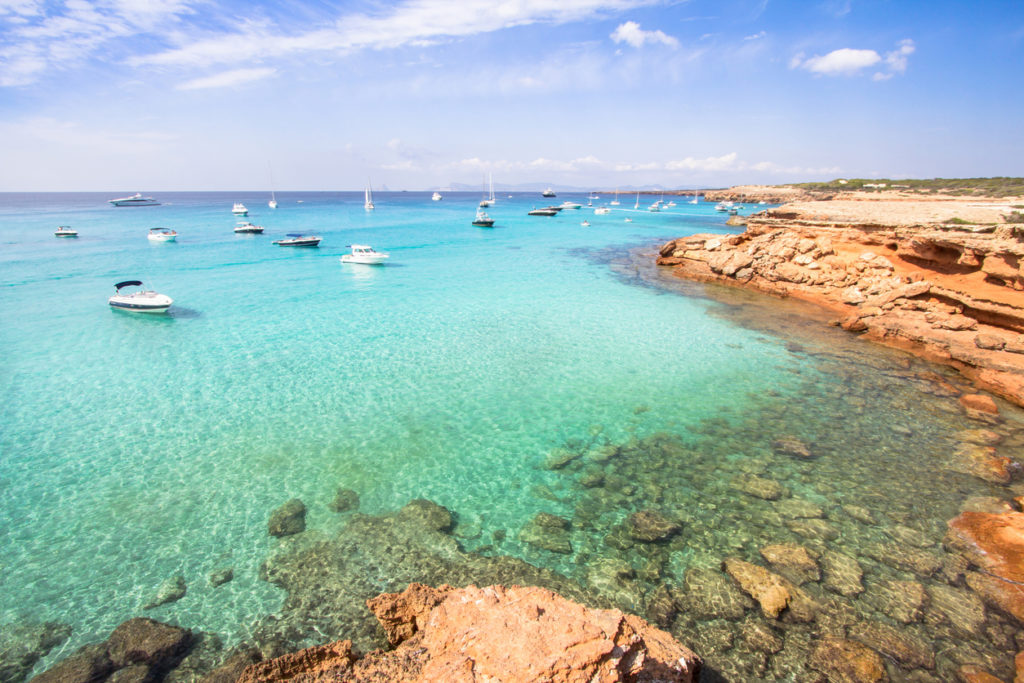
[{"left": 1, "top": 192, "right": 1020, "bottom": 680}]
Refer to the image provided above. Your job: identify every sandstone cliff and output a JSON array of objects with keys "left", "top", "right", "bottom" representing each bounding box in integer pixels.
[{"left": 656, "top": 198, "right": 1024, "bottom": 406}]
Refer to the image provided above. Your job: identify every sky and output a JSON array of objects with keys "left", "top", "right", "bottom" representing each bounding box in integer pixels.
[{"left": 1, "top": 0, "right": 1022, "bottom": 191}]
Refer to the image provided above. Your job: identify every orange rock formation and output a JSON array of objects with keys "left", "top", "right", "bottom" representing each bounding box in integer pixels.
[
  {"left": 656, "top": 194, "right": 1024, "bottom": 406},
  {"left": 238, "top": 583, "right": 702, "bottom": 683}
]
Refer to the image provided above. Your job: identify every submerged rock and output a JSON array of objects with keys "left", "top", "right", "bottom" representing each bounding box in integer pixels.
[
  {"left": 929, "top": 584, "right": 987, "bottom": 637},
  {"left": 722, "top": 558, "right": 791, "bottom": 619},
  {"left": 679, "top": 567, "right": 752, "bottom": 621},
  {"left": 731, "top": 474, "right": 787, "bottom": 501},
  {"left": 864, "top": 580, "right": 928, "bottom": 624},
  {"left": 0, "top": 620, "right": 71, "bottom": 683},
  {"left": 821, "top": 550, "right": 863, "bottom": 597},
  {"left": 209, "top": 568, "right": 233, "bottom": 588},
  {"left": 758, "top": 543, "right": 820, "bottom": 585},
  {"left": 626, "top": 510, "right": 681, "bottom": 543},
  {"left": 397, "top": 499, "right": 453, "bottom": 532},
  {"left": 848, "top": 620, "right": 935, "bottom": 670},
  {"left": 243, "top": 584, "right": 702, "bottom": 683},
  {"left": 268, "top": 499, "right": 307, "bottom": 538},
  {"left": 772, "top": 437, "right": 815, "bottom": 459},
  {"left": 945, "top": 510, "right": 1024, "bottom": 624},
  {"left": 143, "top": 575, "right": 186, "bottom": 610},
  {"left": 519, "top": 513, "right": 572, "bottom": 554},
  {"left": 808, "top": 637, "right": 888, "bottom": 683},
  {"left": 327, "top": 488, "right": 359, "bottom": 513}
]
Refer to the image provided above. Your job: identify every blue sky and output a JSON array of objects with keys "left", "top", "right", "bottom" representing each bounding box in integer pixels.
[{"left": 1, "top": 0, "right": 1022, "bottom": 191}]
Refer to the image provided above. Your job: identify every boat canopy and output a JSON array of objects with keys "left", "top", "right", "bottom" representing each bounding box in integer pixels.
[{"left": 115, "top": 280, "right": 143, "bottom": 289}]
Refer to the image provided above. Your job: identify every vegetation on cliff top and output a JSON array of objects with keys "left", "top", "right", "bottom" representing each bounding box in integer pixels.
[{"left": 790, "top": 177, "right": 1024, "bottom": 197}]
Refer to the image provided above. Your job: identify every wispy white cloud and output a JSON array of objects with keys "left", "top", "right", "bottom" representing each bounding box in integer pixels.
[
  {"left": 791, "top": 39, "right": 914, "bottom": 79},
  {"left": 743, "top": 30, "right": 766, "bottom": 41},
  {"left": 610, "top": 20, "right": 679, "bottom": 48},
  {"left": 132, "top": 0, "right": 660, "bottom": 69},
  {"left": 0, "top": 116, "right": 176, "bottom": 149},
  {"left": 177, "top": 67, "right": 276, "bottom": 90}
]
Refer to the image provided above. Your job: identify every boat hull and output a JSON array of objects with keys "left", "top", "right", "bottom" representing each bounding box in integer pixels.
[
  {"left": 341, "top": 255, "right": 388, "bottom": 264},
  {"left": 109, "top": 294, "right": 172, "bottom": 313},
  {"left": 55, "top": 232, "right": 78, "bottom": 237},
  {"left": 472, "top": 220, "right": 495, "bottom": 227},
  {"left": 148, "top": 234, "right": 176, "bottom": 242},
  {"left": 274, "top": 238, "right": 321, "bottom": 246}
]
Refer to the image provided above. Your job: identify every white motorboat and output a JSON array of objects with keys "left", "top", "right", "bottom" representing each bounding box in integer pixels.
[
  {"left": 108, "top": 280, "right": 172, "bottom": 313},
  {"left": 624, "top": 218, "right": 633, "bottom": 222},
  {"left": 581, "top": 220, "right": 591, "bottom": 227},
  {"left": 341, "top": 244, "right": 389, "bottom": 264},
  {"left": 148, "top": 227, "right": 177, "bottom": 242},
  {"left": 559, "top": 200, "right": 582, "bottom": 210},
  {"left": 594, "top": 207, "right": 611, "bottom": 215},
  {"left": 365, "top": 183, "right": 375, "bottom": 211},
  {"left": 234, "top": 222, "right": 264, "bottom": 234},
  {"left": 109, "top": 193, "right": 159, "bottom": 207},
  {"left": 54, "top": 225, "right": 78, "bottom": 237},
  {"left": 273, "top": 233, "right": 320, "bottom": 247},
  {"left": 472, "top": 208, "right": 495, "bottom": 227},
  {"left": 432, "top": 191, "right": 443, "bottom": 201},
  {"left": 666, "top": 200, "right": 676, "bottom": 207},
  {"left": 528, "top": 208, "right": 558, "bottom": 216},
  {"left": 648, "top": 201, "right": 662, "bottom": 212},
  {"left": 541, "top": 188, "right": 556, "bottom": 197},
  {"left": 232, "top": 202, "right": 248, "bottom": 216}
]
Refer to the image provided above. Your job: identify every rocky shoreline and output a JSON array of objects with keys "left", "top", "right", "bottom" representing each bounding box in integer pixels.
[{"left": 656, "top": 193, "right": 1024, "bottom": 408}]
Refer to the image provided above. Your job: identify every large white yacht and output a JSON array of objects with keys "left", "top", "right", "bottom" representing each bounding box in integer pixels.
[
  {"left": 232, "top": 203, "right": 248, "bottom": 216},
  {"left": 109, "top": 193, "right": 159, "bottom": 207},
  {"left": 147, "top": 227, "right": 177, "bottom": 242}
]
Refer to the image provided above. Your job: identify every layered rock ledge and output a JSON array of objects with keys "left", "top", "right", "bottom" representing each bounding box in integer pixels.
[
  {"left": 237, "top": 583, "right": 702, "bottom": 683},
  {"left": 656, "top": 196, "right": 1024, "bottom": 406}
]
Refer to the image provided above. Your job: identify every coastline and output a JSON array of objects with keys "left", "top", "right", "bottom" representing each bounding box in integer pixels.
[{"left": 656, "top": 190, "right": 1024, "bottom": 408}]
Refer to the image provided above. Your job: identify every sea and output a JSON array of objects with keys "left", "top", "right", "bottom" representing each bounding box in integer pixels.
[{"left": 1, "top": 191, "right": 1021, "bottom": 680}]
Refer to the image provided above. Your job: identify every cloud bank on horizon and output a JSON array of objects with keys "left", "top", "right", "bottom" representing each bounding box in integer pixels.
[{"left": 0, "top": 0, "right": 1021, "bottom": 190}]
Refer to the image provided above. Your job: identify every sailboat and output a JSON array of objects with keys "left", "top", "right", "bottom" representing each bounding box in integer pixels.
[
  {"left": 690, "top": 192, "right": 699, "bottom": 205},
  {"left": 268, "top": 162, "right": 278, "bottom": 209},
  {"left": 610, "top": 189, "right": 620, "bottom": 206},
  {"left": 634, "top": 192, "right": 640, "bottom": 210},
  {"left": 364, "top": 182, "right": 375, "bottom": 211},
  {"left": 479, "top": 173, "right": 496, "bottom": 207}
]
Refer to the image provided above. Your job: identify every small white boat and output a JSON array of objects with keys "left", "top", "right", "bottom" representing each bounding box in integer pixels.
[
  {"left": 273, "top": 233, "right": 321, "bottom": 246},
  {"left": 581, "top": 220, "right": 591, "bottom": 227},
  {"left": 232, "top": 202, "right": 248, "bottom": 216},
  {"left": 432, "top": 191, "right": 443, "bottom": 201},
  {"left": 234, "top": 222, "right": 264, "bottom": 234},
  {"left": 365, "top": 183, "right": 375, "bottom": 211},
  {"left": 472, "top": 208, "right": 495, "bottom": 227},
  {"left": 666, "top": 200, "right": 676, "bottom": 207},
  {"left": 541, "top": 188, "right": 556, "bottom": 198},
  {"left": 109, "top": 193, "right": 159, "bottom": 207},
  {"left": 559, "top": 200, "right": 582, "bottom": 210},
  {"left": 268, "top": 198, "right": 278, "bottom": 209},
  {"left": 594, "top": 207, "right": 611, "bottom": 215},
  {"left": 54, "top": 225, "right": 78, "bottom": 237},
  {"left": 341, "top": 244, "right": 389, "bottom": 264},
  {"left": 648, "top": 201, "right": 662, "bottom": 212},
  {"left": 690, "top": 194, "right": 699, "bottom": 205},
  {"left": 268, "top": 163, "right": 278, "bottom": 208},
  {"left": 634, "top": 192, "right": 640, "bottom": 210},
  {"left": 147, "top": 227, "right": 177, "bottom": 242},
  {"left": 610, "top": 189, "right": 620, "bottom": 206},
  {"left": 624, "top": 218, "right": 632, "bottom": 223},
  {"left": 108, "top": 280, "right": 172, "bottom": 313}
]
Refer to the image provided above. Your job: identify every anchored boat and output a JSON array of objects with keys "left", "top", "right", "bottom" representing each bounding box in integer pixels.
[{"left": 108, "top": 280, "right": 172, "bottom": 313}]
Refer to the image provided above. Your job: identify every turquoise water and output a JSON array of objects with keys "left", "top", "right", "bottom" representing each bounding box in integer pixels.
[
  {"left": 0, "top": 193, "right": 774, "bottom": 640},
  {"left": 2, "top": 192, "right": 1020, "bottom": 680}
]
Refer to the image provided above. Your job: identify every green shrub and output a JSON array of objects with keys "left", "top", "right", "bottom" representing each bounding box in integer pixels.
[
  {"left": 1005, "top": 211, "right": 1024, "bottom": 224},
  {"left": 944, "top": 217, "right": 971, "bottom": 225}
]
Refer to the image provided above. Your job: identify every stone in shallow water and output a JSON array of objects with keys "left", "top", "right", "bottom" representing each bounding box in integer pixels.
[
  {"left": 722, "top": 558, "right": 792, "bottom": 620},
  {"left": 929, "top": 584, "right": 987, "bottom": 637},
  {"left": 396, "top": 499, "right": 453, "bottom": 532},
  {"left": 736, "top": 615, "right": 783, "bottom": 654},
  {"left": 645, "top": 584, "right": 677, "bottom": 628},
  {"left": 808, "top": 637, "right": 887, "bottom": 683},
  {"left": 864, "top": 579, "right": 927, "bottom": 624},
  {"left": 775, "top": 497, "right": 824, "bottom": 519},
  {"left": 773, "top": 436, "right": 815, "bottom": 459},
  {"left": 627, "top": 510, "right": 681, "bottom": 543},
  {"left": 848, "top": 620, "right": 935, "bottom": 670},
  {"left": 518, "top": 513, "right": 572, "bottom": 554},
  {"left": 863, "top": 542, "right": 942, "bottom": 577},
  {"left": 821, "top": 550, "right": 863, "bottom": 597},
  {"left": 679, "top": 567, "right": 752, "bottom": 621},
  {"left": 731, "top": 473, "right": 788, "bottom": 500},
  {"left": 0, "top": 620, "right": 71, "bottom": 683},
  {"left": 209, "top": 568, "right": 233, "bottom": 587},
  {"left": 759, "top": 543, "right": 821, "bottom": 585},
  {"left": 268, "top": 499, "right": 307, "bottom": 538},
  {"left": 544, "top": 447, "right": 581, "bottom": 470},
  {"left": 842, "top": 504, "right": 878, "bottom": 525},
  {"left": 886, "top": 524, "right": 935, "bottom": 548},
  {"left": 785, "top": 517, "right": 839, "bottom": 541},
  {"left": 579, "top": 470, "right": 605, "bottom": 488},
  {"left": 143, "top": 575, "right": 186, "bottom": 610},
  {"left": 328, "top": 488, "right": 359, "bottom": 513}
]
